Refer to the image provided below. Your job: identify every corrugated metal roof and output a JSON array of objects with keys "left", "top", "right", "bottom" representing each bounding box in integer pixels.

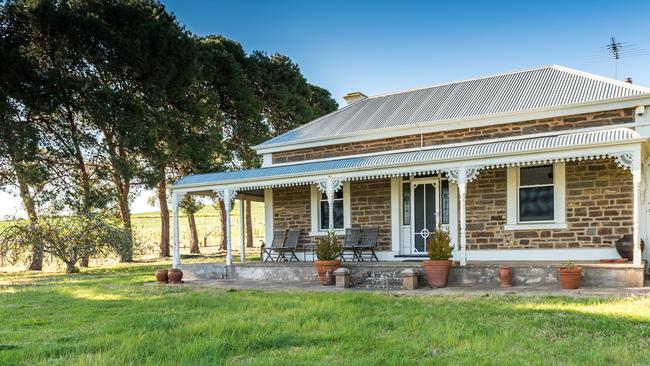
[
  {"left": 174, "top": 128, "right": 638, "bottom": 188},
  {"left": 258, "top": 65, "right": 650, "bottom": 148}
]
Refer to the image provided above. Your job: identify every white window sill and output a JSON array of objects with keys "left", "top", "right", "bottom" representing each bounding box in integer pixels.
[
  {"left": 309, "top": 230, "right": 345, "bottom": 237},
  {"left": 504, "top": 223, "right": 567, "bottom": 231}
]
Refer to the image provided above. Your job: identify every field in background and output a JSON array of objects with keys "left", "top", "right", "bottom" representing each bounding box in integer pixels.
[
  {"left": 0, "top": 201, "right": 266, "bottom": 271},
  {"left": 131, "top": 201, "right": 266, "bottom": 257}
]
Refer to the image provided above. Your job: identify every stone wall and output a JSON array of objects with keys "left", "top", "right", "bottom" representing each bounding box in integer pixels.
[
  {"left": 272, "top": 186, "right": 313, "bottom": 246},
  {"left": 350, "top": 179, "right": 392, "bottom": 251},
  {"left": 272, "top": 180, "right": 393, "bottom": 249},
  {"left": 465, "top": 159, "right": 633, "bottom": 250},
  {"left": 272, "top": 109, "right": 634, "bottom": 163}
]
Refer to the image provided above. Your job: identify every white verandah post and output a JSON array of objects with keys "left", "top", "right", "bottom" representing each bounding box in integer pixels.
[
  {"left": 632, "top": 150, "right": 643, "bottom": 267},
  {"left": 458, "top": 170, "right": 468, "bottom": 267},
  {"left": 447, "top": 167, "right": 477, "bottom": 267},
  {"left": 171, "top": 191, "right": 185, "bottom": 269},
  {"left": 239, "top": 197, "right": 245, "bottom": 262},
  {"left": 214, "top": 188, "right": 237, "bottom": 266}
]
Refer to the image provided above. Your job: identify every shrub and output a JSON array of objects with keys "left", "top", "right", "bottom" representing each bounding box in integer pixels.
[
  {"left": 315, "top": 230, "right": 341, "bottom": 261},
  {"left": 426, "top": 230, "right": 452, "bottom": 260},
  {"left": 0, "top": 214, "right": 133, "bottom": 273}
]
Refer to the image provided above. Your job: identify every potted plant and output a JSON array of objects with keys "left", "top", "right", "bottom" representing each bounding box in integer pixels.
[
  {"left": 314, "top": 230, "right": 342, "bottom": 285},
  {"left": 423, "top": 230, "right": 453, "bottom": 288},
  {"left": 558, "top": 261, "right": 582, "bottom": 289}
]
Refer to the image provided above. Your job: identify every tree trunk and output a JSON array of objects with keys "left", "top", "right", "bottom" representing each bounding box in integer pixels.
[
  {"left": 158, "top": 174, "right": 170, "bottom": 257},
  {"left": 65, "top": 261, "right": 76, "bottom": 274},
  {"left": 188, "top": 211, "right": 200, "bottom": 254},
  {"left": 218, "top": 200, "right": 227, "bottom": 251},
  {"left": 17, "top": 175, "right": 43, "bottom": 271},
  {"left": 104, "top": 131, "right": 133, "bottom": 262},
  {"left": 245, "top": 200, "right": 254, "bottom": 248}
]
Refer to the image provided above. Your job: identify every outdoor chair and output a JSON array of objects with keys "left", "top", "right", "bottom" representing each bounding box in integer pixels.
[
  {"left": 341, "top": 228, "right": 362, "bottom": 262},
  {"left": 262, "top": 229, "right": 287, "bottom": 262},
  {"left": 277, "top": 229, "right": 301, "bottom": 262},
  {"left": 357, "top": 227, "right": 379, "bottom": 262}
]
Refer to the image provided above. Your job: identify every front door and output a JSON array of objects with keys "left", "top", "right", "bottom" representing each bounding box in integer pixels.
[{"left": 411, "top": 179, "right": 439, "bottom": 254}]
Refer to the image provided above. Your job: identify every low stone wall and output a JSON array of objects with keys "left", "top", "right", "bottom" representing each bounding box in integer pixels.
[{"left": 179, "top": 262, "right": 645, "bottom": 288}]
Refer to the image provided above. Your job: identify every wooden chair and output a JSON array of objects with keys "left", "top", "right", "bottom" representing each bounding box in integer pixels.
[
  {"left": 341, "top": 228, "right": 361, "bottom": 262},
  {"left": 278, "top": 229, "right": 301, "bottom": 262},
  {"left": 357, "top": 227, "right": 379, "bottom": 262},
  {"left": 262, "top": 229, "right": 287, "bottom": 262}
]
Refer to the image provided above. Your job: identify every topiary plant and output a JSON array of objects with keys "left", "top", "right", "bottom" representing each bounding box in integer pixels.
[
  {"left": 426, "top": 230, "right": 452, "bottom": 260},
  {"left": 315, "top": 230, "right": 342, "bottom": 261}
]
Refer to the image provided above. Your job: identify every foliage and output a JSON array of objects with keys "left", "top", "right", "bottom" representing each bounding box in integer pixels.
[
  {"left": 0, "top": 0, "right": 337, "bottom": 266},
  {"left": 315, "top": 230, "right": 342, "bottom": 261},
  {"left": 426, "top": 230, "right": 453, "bottom": 260},
  {"left": 561, "top": 260, "right": 579, "bottom": 269},
  {"left": 0, "top": 215, "right": 132, "bottom": 273}
]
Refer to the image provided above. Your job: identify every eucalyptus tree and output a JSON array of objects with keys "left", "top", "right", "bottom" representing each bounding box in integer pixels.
[{"left": 0, "top": 1, "right": 54, "bottom": 269}]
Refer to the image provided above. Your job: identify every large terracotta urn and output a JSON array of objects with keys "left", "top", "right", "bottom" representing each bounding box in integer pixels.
[{"left": 423, "top": 260, "right": 452, "bottom": 288}]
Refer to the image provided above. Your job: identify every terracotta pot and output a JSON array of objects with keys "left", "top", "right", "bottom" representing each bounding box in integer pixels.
[
  {"left": 558, "top": 267, "right": 582, "bottom": 289},
  {"left": 615, "top": 235, "right": 645, "bottom": 261},
  {"left": 168, "top": 269, "right": 183, "bottom": 284},
  {"left": 423, "top": 260, "right": 452, "bottom": 288},
  {"left": 315, "top": 260, "right": 341, "bottom": 285},
  {"left": 497, "top": 266, "right": 512, "bottom": 288},
  {"left": 155, "top": 269, "right": 168, "bottom": 283}
]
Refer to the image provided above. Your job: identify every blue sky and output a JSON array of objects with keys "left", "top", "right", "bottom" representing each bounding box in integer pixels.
[
  {"left": 3, "top": 0, "right": 650, "bottom": 218},
  {"left": 162, "top": 0, "right": 650, "bottom": 105}
]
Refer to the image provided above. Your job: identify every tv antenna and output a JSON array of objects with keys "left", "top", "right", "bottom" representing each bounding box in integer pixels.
[{"left": 606, "top": 37, "right": 621, "bottom": 79}]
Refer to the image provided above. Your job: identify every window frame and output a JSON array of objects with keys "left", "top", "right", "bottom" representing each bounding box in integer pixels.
[
  {"left": 310, "top": 182, "right": 351, "bottom": 236},
  {"left": 517, "top": 165, "right": 555, "bottom": 223},
  {"left": 505, "top": 163, "right": 566, "bottom": 231}
]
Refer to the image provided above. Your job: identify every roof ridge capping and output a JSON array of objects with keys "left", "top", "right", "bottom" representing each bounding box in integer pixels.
[{"left": 367, "top": 64, "right": 650, "bottom": 99}]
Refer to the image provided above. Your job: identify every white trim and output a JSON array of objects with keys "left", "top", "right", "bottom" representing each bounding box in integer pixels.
[
  {"left": 262, "top": 154, "right": 273, "bottom": 167},
  {"left": 504, "top": 223, "right": 568, "bottom": 231},
  {"left": 309, "top": 230, "right": 345, "bottom": 237},
  {"left": 365, "top": 248, "right": 621, "bottom": 261},
  {"left": 170, "top": 140, "right": 645, "bottom": 194},
  {"left": 390, "top": 178, "right": 401, "bottom": 253},
  {"left": 506, "top": 162, "right": 566, "bottom": 229},
  {"left": 449, "top": 181, "right": 459, "bottom": 250},
  {"left": 264, "top": 189, "right": 273, "bottom": 245},
  {"left": 310, "top": 182, "right": 350, "bottom": 233},
  {"left": 554, "top": 162, "right": 566, "bottom": 224},
  {"left": 255, "top": 95, "right": 650, "bottom": 154},
  {"left": 466, "top": 248, "right": 621, "bottom": 261}
]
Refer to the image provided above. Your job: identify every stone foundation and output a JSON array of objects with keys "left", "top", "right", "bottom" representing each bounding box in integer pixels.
[{"left": 179, "top": 262, "right": 645, "bottom": 288}]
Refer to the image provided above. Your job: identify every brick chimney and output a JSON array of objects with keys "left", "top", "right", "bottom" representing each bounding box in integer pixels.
[
  {"left": 624, "top": 77, "right": 633, "bottom": 84},
  {"left": 343, "top": 91, "right": 367, "bottom": 105}
]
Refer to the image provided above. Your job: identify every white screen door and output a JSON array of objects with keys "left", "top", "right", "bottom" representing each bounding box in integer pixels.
[{"left": 411, "top": 180, "right": 439, "bottom": 254}]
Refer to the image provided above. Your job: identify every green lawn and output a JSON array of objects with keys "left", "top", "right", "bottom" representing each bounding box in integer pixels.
[{"left": 1, "top": 264, "right": 650, "bottom": 365}]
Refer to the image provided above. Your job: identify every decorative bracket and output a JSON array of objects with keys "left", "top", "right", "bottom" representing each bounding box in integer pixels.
[
  {"left": 316, "top": 177, "right": 343, "bottom": 204},
  {"left": 445, "top": 167, "right": 481, "bottom": 185},
  {"left": 213, "top": 188, "right": 238, "bottom": 210},
  {"left": 609, "top": 152, "right": 634, "bottom": 171}
]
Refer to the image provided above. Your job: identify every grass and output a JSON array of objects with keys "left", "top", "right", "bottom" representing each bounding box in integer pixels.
[{"left": 2, "top": 264, "right": 650, "bottom": 365}]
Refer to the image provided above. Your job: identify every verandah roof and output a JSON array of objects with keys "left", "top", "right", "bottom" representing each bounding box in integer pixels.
[{"left": 172, "top": 128, "right": 640, "bottom": 191}]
